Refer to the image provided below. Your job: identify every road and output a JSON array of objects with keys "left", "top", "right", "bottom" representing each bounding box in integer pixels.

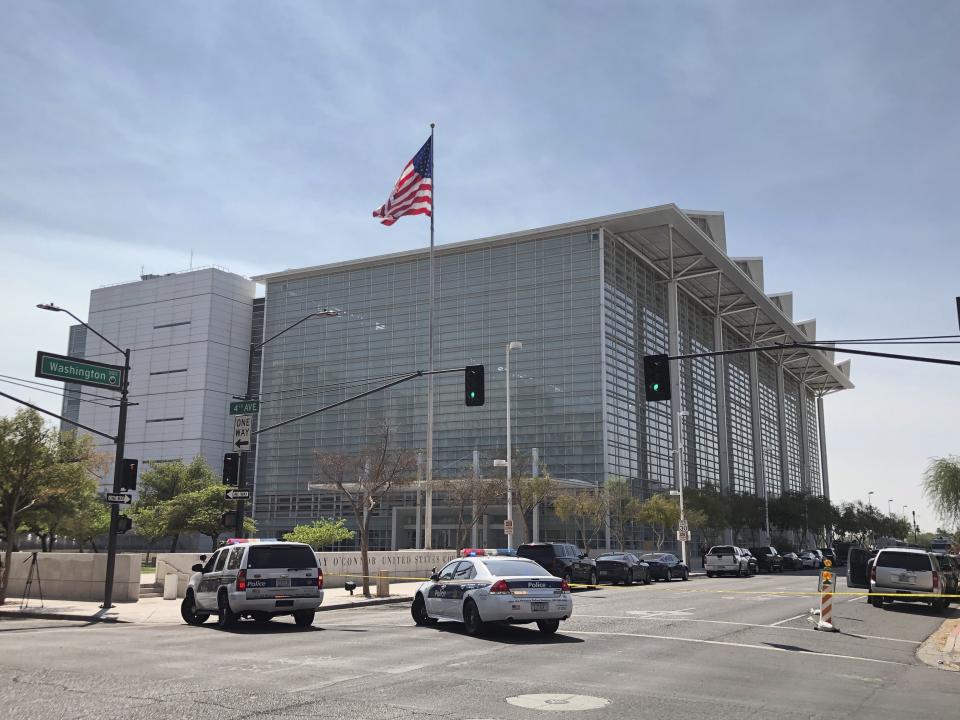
[{"left": 1, "top": 571, "right": 957, "bottom": 719}]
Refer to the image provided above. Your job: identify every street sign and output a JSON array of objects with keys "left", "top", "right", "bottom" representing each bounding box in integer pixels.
[
  {"left": 678, "top": 519, "right": 689, "bottom": 532},
  {"left": 233, "top": 415, "right": 252, "bottom": 451},
  {"left": 226, "top": 489, "right": 251, "bottom": 500},
  {"left": 35, "top": 350, "right": 125, "bottom": 392},
  {"left": 229, "top": 400, "right": 261, "bottom": 415},
  {"left": 504, "top": 519, "right": 514, "bottom": 536},
  {"left": 105, "top": 492, "right": 132, "bottom": 505},
  {"left": 676, "top": 530, "right": 690, "bottom": 542}
]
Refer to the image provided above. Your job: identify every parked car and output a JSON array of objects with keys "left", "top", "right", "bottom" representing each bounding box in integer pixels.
[
  {"left": 516, "top": 543, "right": 598, "bottom": 586},
  {"left": 640, "top": 553, "right": 689, "bottom": 581},
  {"left": 864, "top": 548, "right": 950, "bottom": 612},
  {"left": 931, "top": 553, "right": 959, "bottom": 600},
  {"left": 595, "top": 553, "right": 651, "bottom": 585},
  {"left": 740, "top": 548, "right": 759, "bottom": 575},
  {"left": 704, "top": 545, "right": 751, "bottom": 577},
  {"left": 749, "top": 546, "right": 784, "bottom": 573},
  {"left": 781, "top": 552, "right": 803, "bottom": 570},
  {"left": 819, "top": 547, "right": 840, "bottom": 567},
  {"left": 181, "top": 541, "right": 323, "bottom": 628},
  {"left": 411, "top": 556, "right": 573, "bottom": 635},
  {"left": 798, "top": 551, "right": 821, "bottom": 569}
]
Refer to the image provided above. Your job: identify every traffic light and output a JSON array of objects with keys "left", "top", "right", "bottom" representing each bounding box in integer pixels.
[
  {"left": 121, "top": 458, "right": 138, "bottom": 491},
  {"left": 221, "top": 511, "right": 237, "bottom": 528},
  {"left": 116, "top": 515, "right": 133, "bottom": 534},
  {"left": 464, "top": 364, "right": 484, "bottom": 406},
  {"left": 222, "top": 452, "right": 240, "bottom": 486},
  {"left": 643, "top": 354, "right": 672, "bottom": 402}
]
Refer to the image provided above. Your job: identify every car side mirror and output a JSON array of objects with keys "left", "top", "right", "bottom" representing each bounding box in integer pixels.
[
  {"left": 579, "top": 553, "right": 587, "bottom": 559},
  {"left": 430, "top": 573, "right": 440, "bottom": 582},
  {"left": 192, "top": 563, "right": 204, "bottom": 573}
]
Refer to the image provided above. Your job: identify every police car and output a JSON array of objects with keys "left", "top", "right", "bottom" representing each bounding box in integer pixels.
[
  {"left": 180, "top": 540, "right": 323, "bottom": 628},
  {"left": 410, "top": 555, "right": 572, "bottom": 635}
]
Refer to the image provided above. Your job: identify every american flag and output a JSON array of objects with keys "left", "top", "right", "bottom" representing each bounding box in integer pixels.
[{"left": 372, "top": 136, "right": 433, "bottom": 226}]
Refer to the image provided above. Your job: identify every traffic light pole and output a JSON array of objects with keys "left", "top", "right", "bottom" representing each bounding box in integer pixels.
[
  {"left": 234, "top": 452, "right": 247, "bottom": 538},
  {"left": 102, "top": 348, "right": 131, "bottom": 609}
]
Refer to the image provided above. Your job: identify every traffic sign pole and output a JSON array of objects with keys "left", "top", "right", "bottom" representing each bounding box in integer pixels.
[
  {"left": 234, "top": 451, "right": 246, "bottom": 539},
  {"left": 102, "top": 347, "right": 131, "bottom": 609}
]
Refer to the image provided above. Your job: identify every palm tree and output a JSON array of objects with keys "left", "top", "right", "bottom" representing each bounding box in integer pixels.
[{"left": 922, "top": 456, "right": 960, "bottom": 530}]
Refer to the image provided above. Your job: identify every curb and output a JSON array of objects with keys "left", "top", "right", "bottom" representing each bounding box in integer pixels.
[
  {"left": 916, "top": 618, "right": 960, "bottom": 672},
  {"left": 0, "top": 609, "right": 124, "bottom": 624},
  {"left": 318, "top": 595, "right": 411, "bottom": 611}
]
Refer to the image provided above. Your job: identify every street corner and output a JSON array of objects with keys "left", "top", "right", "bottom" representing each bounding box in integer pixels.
[{"left": 917, "top": 616, "right": 960, "bottom": 671}]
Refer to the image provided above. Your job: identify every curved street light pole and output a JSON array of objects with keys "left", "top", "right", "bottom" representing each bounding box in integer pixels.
[{"left": 505, "top": 341, "right": 522, "bottom": 550}]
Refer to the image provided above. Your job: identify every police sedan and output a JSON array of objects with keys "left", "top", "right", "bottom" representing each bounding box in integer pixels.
[{"left": 411, "top": 556, "right": 572, "bottom": 635}]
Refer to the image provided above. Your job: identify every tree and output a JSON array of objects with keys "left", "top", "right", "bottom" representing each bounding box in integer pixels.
[
  {"left": 553, "top": 489, "right": 604, "bottom": 552},
  {"left": 0, "top": 411, "right": 97, "bottom": 604},
  {"left": 684, "top": 485, "right": 730, "bottom": 547},
  {"left": 441, "top": 467, "right": 505, "bottom": 551},
  {"left": 639, "top": 494, "right": 680, "bottom": 551},
  {"left": 60, "top": 489, "right": 111, "bottom": 552},
  {"left": 130, "top": 457, "right": 214, "bottom": 551},
  {"left": 923, "top": 456, "right": 960, "bottom": 528},
  {"left": 606, "top": 478, "right": 643, "bottom": 551},
  {"left": 313, "top": 423, "right": 416, "bottom": 596},
  {"left": 283, "top": 519, "right": 355, "bottom": 550},
  {"left": 165, "top": 483, "right": 257, "bottom": 551},
  {"left": 514, "top": 471, "right": 557, "bottom": 546},
  {"left": 727, "top": 493, "right": 764, "bottom": 545}
]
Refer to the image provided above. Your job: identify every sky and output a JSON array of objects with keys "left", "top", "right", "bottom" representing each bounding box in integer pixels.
[{"left": 1, "top": 0, "right": 958, "bottom": 531}]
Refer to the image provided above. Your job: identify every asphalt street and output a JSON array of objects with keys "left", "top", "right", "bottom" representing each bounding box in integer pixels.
[{"left": 1, "top": 570, "right": 957, "bottom": 719}]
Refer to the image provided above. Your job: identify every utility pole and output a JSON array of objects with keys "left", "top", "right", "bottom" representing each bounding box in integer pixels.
[{"left": 102, "top": 348, "right": 131, "bottom": 608}]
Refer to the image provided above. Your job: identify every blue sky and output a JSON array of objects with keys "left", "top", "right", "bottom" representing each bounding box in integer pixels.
[{"left": 1, "top": 1, "right": 958, "bottom": 529}]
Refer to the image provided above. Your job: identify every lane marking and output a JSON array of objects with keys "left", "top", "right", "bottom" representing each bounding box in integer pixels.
[
  {"left": 564, "top": 629, "right": 908, "bottom": 665},
  {"left": 572, "top": 615, "right": 921, "bottom": 644},
  {"left": 847, "top": 595, "right": 866, "bottom": 603},
  {"left": 770, "top": 612, "right": 809, "bottom": 626}
]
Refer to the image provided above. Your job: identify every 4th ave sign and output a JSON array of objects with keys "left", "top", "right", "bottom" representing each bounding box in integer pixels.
[
  {"left": 36, "top": 350, "right": 125, "bottom": 392},
  {"left": 229, "top": 400, "right": 261, "bottom": 415}
]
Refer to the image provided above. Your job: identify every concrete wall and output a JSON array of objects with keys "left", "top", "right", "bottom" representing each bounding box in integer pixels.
[
  {"left": 4, "top": 552, "right": 141, "bottom": 603},
  {"left": 154, "top": 549, "right": 459, "bottom": 596}
]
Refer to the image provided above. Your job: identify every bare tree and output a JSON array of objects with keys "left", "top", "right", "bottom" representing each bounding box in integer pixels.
[
  {"left": 554, "top": 489, "right": 605, "bottom": 552},
  {"left": 441, "top": 465, "right": 506, "bottom": 551},
  {"left": 313, "top": 424, "right": 416, "bottom": 596}
]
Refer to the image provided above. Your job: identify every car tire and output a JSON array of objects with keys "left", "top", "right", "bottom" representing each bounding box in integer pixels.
[
  {"left": 869, "top": 593, "right": 882, "bottom": 608},
  {"left": 736, "top": 564, "right": 744, "bottom": 578},
  {"left": 411, "top": 594, "right": 436, "bottom": 626},
  {"left": 589, "top": 570, "right": 598, "bottom": 587},
  {"left": 462, "top": 599, "right": 484, "bottom": 636},
  {"left": 706, "top": 572, "right": 714, "bottom": 578},
  {"left": 682, "top": 569, "right": 689, "bottom": 581},
  {"left": 626, "top": 570, "right": 634, "bottom": 585},
  {"left": 662, "top": 571, "right": 671, "bottom": 583},
  {"left": 537, "top": 619, "right": 560, "bottom": 634},
  {"left": 180, "top": 591, "right": 209, "bottom": 625},
  {"left": 293, "top": 610, "right": 315, "bottom": 627},
  {"left": 217, "top": 592, "right": 238, "bottom": 629},
  {"left": 643, "top": 574, "right": 652, "bottom": 585}
]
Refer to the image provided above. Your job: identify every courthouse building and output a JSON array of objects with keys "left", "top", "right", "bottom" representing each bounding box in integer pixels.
[{"left": 249, "top": 205, "right": 852, "bottom": 548}]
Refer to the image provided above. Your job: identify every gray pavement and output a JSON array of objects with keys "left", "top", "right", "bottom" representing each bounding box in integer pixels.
[{"left": 1, "top": 570, "right": 957, "bottom": 719}]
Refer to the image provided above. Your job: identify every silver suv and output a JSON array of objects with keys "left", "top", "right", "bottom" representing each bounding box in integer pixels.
[
  {"left": 868, "top": 548, "right": 949, "bottom": 612},
  {"left": 181, "top": 541, "right": 324, "bottom": 628}
]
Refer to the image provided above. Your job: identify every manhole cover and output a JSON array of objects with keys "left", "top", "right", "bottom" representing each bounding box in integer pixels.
[{"left": 506, "top": 694, "right": 609, "bottom": 712}]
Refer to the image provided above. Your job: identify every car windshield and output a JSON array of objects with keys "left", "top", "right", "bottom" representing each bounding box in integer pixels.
[
  {"left": 710, "top": 546, "right": 735, "bottom": 554},
  {"left": 481, "top": 559, "right": 552, "bottom": 577},
  {"left": 516, "top": 545, "right": 554, "bottom": 565},
  {"left": 640, "top": 554, "right": 664, "bottom": 561},
  {"left": 246, "top": 545, "right": 317, "bottom": 569},
  {"left": 599, "top": 554, "right": 626, "bottom": 561}
]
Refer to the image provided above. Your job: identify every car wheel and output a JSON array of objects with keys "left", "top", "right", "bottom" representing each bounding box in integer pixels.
[
  {"left": 180, "top": 591, "right": 209, "bottom": 625},
  {"left": 217, "top": 592, "right": 238, "bottom": 629},
  {"left": 293, "top": 610, "right": 315, "bottom": 627},
  {"left": 643, "top": 573, "right": 652, "bottom": 585},
  {"left": 736, "top": 564, "right": 744, "bottom": 578},
  {"left": 706, "top": 572, "right": 714, "bottom": 578},
  {"left": 682, "top": 569, "right": 689, "bottom": 581},
  {"left": 589, "top": 570, "right": 598, "bottom": 587},
  {"left": 869, "top": 593, "right": 882, "bottom": 608},
  {"left": 626, "top": 570, "right": 634, "bottom": 585},
  {"left": 662, "top": 571, "right": 671, "bottom": 583},
  {"left": 537, "top": 619, "right": 560, "bottom": 634},
  {"left": 934, "top": 599, "right": 949, "bottom": 613},
  {"left": 411, "top": 594, "right": 436, "bottom": 626},
  {"left": 462, "top": 599, "right": 484, "bottom": 636}
]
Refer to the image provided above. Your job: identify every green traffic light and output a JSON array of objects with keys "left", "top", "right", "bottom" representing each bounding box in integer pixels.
[
  {"left": 469, "top": 391, "right": 476, "bottom": 398},
  {"left": 652, "top": 383, "right": 659, "bottom": 392}
]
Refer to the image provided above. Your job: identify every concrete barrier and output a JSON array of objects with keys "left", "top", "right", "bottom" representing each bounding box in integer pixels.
[
  {"left": 154, "top": 548, "right": 458, "bottom": 592},
  {"left": 3, "top": 552, "right": 141, "bottom": 603}
]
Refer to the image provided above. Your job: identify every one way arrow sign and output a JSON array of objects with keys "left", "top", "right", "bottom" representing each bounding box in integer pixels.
[
  {"left": 105, "top": 492, "right": 132, "bottom": 505},
  {"left": 225, "top": 489, "right": 251, "bottom": 500}
]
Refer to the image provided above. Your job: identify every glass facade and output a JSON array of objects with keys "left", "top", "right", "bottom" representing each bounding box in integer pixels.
[{"left": 252, "top": 225, "right": 833, "bottom": 549}]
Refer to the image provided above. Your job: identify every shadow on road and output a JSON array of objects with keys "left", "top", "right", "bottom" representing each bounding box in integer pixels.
[
  {"left": 197, "top": 621, "right": 323, "bottom": 635},
  {"left": 428, "top": 621, "right": 584, "bottom": 645}
]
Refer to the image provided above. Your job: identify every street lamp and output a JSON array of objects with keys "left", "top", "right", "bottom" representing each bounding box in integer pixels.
[
  {"left": 888, "top": 499, "right": 893, "bottom": 516},
  {"left": 505, "top": 340, "right": 522, "bottom": 550},
  {"left": 760, "top": 445, "right": 775, "bottom": 545},
  {"left": 867, "top": 491, "right": 874, "bottom": 511},
  {"left": 672, "top": 410, "right": 690, "bottom": 565},
  {"left": 38, "top": 302, "right": 130, "bottom": 609}
]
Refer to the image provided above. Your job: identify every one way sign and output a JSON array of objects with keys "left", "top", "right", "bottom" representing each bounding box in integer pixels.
[
  {"left": 225, "top": 489, "right": 250, "bottom": 500},
  {"left": 105, "top": 492, "right": 132, "bottom": 505},
  {"left": 233, "top": 414, "right": 252, "bottom": 452}
]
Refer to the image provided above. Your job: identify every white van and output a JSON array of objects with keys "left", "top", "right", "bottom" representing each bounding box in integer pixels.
[{"left": 181, "top": 541, "right": 323, "bottom": 628}]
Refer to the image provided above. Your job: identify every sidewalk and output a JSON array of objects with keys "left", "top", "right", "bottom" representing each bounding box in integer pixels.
[
  {"left": 0, "top": 581, "right": 423, "bottom": 624},
  {"left": 917, "top": 618, "right": 960, "bottom": 671}
]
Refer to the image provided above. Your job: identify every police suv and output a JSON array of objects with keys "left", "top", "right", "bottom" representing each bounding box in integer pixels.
[
  {"left": 411, "top": 555, "right": 572, "bottom": 635},
  {"left": 181, "top": 541, "right": 323, "bottom": 628}
]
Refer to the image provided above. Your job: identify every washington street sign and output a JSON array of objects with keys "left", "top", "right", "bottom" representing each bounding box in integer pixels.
[{"left": 36, "top": 351, "right": 125, "bottom": 392}]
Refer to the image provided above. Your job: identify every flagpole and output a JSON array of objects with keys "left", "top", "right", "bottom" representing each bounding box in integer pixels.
[{"left": 424, "top": 122, "right": 435, "bottom": 550}]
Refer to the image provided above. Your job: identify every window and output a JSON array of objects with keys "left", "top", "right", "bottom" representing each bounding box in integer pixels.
[
  {"left": 149, "top": 368, "right": 188, "bottom": 376},
  {"left": 202, "top": 555, "right": 217, "bottom": 574},
  {"left": 153, "top": 321, "right": 191, "bottom": 329},
  {"left": 247, "top": 545, "right": 317, "bottom": 569},
  {"left": 453, "top": 562, "right": 476, "bottom": 580},
  {"left": 214, "top": 550, "right": 228, "bottom": 572},
  {"left": 482, "top": 559, "right": 552, "bottom": 577},
  {"left": 876, "top": 552, "right": 932, "bottom": 572},
  {"left": 438, "top": 562, "right": 460, "bottom": 580},
  {"left": 226, "top": 547, "right": 244, "bottom": 570}
]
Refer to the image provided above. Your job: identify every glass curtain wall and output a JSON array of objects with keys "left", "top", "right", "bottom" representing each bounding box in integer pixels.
[
  {"left": 255, "top": 231, "right": 604, "bottom": 546},
  {"left": 805, "top": 389, "right": 823, "bottom": 496},
  {"left": 678, "top": 293, "right": 720, "bottom": 490},
  {"left": 724, "top": 332, "right": 756, "bottom": 495},
  {"left": 757, "top": 355, "right": 783, "bottom": 498},
  {"left": 783, "top": 375, "right": 803, "bottom": 494}
]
